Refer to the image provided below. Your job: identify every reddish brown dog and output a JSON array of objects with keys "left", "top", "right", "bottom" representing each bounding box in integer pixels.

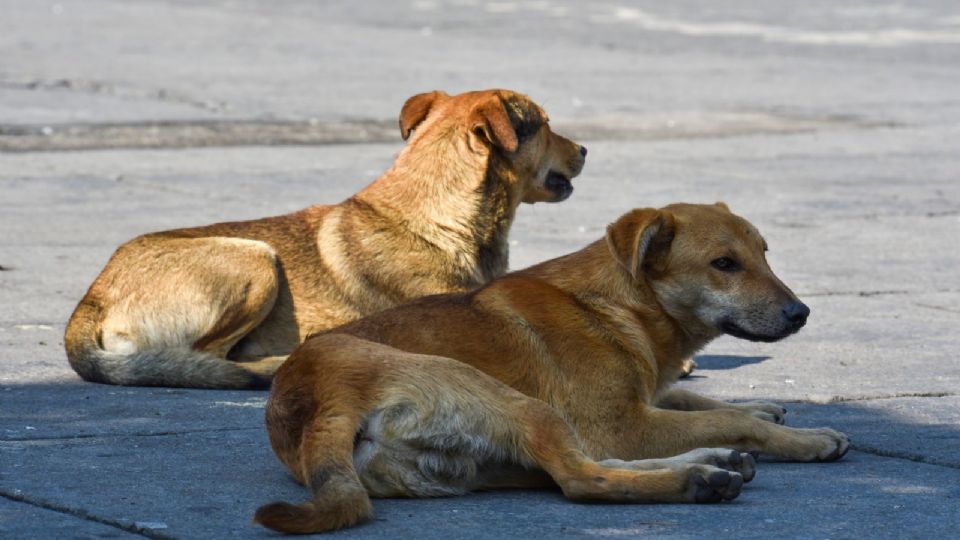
[
  {"left": 64, "top": 89, "right": 586, "bottom": 389},
  {"left": 255, "top": 203, "right": 848, "bottom": 534}
]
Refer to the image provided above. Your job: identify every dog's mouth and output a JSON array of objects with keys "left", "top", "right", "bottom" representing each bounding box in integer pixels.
[
  {"left": 545, "top": 171, "right": 574, "bottom": 201},
  {"left": 719, "top": 320, "right": 796, "bottom": 343}
]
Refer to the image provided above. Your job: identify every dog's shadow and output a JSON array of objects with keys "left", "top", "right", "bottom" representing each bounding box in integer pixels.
[{"left": 693, "top": 354, "right": 771, "bottom": 371}]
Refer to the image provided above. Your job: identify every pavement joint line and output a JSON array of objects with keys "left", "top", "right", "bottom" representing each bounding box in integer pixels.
[
  {"left": 850, "top": 447, "right": 960, "bottom": 470},
  {"left": 1, "top": 426, "right": 261, "bottom": 443},
  {"left": 0, "top": 489, "right": 174, "bottom": 539},
  {"left": 782, "top": 391, "right": 958, "bottom": 404}
]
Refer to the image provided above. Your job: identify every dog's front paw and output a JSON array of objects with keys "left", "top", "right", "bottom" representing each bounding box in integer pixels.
[
  {"left": 792, "top": 427, "right": 849, "bottom": 462},
  {"left": 684, "top": 464, "right": 743, "bottom": 503},
  {"left": 810, "top": 428, "right": 849, "bottom": 462},
  {"left": 737, "top": 400, "right": 787, "bottom": 424}
]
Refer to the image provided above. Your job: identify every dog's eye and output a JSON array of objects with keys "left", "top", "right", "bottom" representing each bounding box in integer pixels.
[{"left": 711, "top": 257, "right": 740, "bottom": 272}]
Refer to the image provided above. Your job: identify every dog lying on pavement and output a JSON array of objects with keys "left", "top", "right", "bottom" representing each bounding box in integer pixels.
[
  {"left": 64, "top": 89, "right": 586, "bottom": 389},
  {"left": 254, "top": 202, "right": 848, "bottom": 534}
]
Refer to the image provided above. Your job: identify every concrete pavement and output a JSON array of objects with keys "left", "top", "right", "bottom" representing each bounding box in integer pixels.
[{"left": 2, "top": 1, "right": 959, "bottom": 538}]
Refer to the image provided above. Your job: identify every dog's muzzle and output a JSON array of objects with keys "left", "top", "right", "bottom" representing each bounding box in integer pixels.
[{"left": 545, "top": 171, "right": 574, "bottom": 201}]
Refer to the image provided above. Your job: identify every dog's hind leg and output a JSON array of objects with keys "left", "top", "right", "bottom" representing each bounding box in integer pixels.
[
  {"left": 598, "top": 448, "right": 756, "bottom": 483},
  {"left": 373, "top": 355, "right": 746, "bottom": 504},
  {"left": 65, "top": 236, "right": 280, "bottom": 388}
]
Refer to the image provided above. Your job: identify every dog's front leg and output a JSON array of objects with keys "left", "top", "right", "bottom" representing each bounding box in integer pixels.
[
  {"left": 633, "top": 406, "right": 848, "bottom": 462},
  {"left": 655, "top": 388, "right": 787, "bottom": 424}
]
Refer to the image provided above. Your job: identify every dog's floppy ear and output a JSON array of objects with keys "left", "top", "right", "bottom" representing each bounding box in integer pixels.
[
  {"left": 399, "top": 91, "right": 448, "bottom": 140},
  {"left": 606, "top": 208, "right": 676, "bottom": 279},
  {"left": 469, "top": 95, "right": 519, "bottom": 153}
]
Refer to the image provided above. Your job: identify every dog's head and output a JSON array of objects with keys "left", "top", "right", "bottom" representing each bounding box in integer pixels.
[
  {"left": 398, "top": 89, "right": 586, "bottom": 203},
  {"left": 606, "top": 203, "right": 810, "bottom": 342}
]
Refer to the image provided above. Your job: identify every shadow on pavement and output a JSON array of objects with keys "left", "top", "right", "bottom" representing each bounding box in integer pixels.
[{"left": 693, "top": 354, "right": 772, "bottom": 370}]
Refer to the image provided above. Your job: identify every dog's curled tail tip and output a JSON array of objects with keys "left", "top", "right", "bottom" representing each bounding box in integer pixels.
[
  {"left": 253, "top": 501, "right": 308, "bottom": 532},
  {"left": 253, "top": 495, "right": 372, "bottom": 534}
]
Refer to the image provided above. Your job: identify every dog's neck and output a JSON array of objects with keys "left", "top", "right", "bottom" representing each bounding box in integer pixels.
[
  {"left": 355, "top": 134, "right": 520, "bottom": 286},
  {"left": 522, "top": 240, "right": 719, "bottom": 380}
]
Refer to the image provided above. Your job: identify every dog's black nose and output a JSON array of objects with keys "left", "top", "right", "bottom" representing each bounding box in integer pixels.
[
  {"left": 783, "top": 301, "right": 810, "bottom": 326},
  {"left": 579, "top": 145, "right": 588, "bottom": 157}
]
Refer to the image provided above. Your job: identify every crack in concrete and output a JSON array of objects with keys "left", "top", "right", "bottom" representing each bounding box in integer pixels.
[
  {"left": 0, "top": 489, "right": 173, "bottom": 539},
  {"left": 802, "top": 289, "right": 912, "bottom": 297},
  {"left": 802, "top": 288, "right": 959, "bottom": 298},
  {"left": 923, "top": 209, "right": 960, "bottom": 218},
  {"left": 789, "top": 391, "right": 958, "bottom": 404},
  {"left": 851, "top": 446, "right": 960, "bottom": 470},
  {"left": 1, "top": 426, "right": 260, "bottom": 443},
  {"left": 914, "top": 302, "right": 960, "bottom": 314},
  {"left": 0, "top": 77, "right": 226, "bottom": 113}
]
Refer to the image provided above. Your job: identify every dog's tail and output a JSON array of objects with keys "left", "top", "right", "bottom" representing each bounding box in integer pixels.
[
  {"left": 253, "top": 466, "right": 372, "bottom": 534},
  {"left": 254, "top": 400, "right": 372, "bottom": 534},
  {"left": 64, "top": 300, "right": 274, "bottom": 389}
]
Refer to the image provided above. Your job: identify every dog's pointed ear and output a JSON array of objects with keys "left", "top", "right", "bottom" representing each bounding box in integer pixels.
[
  {"left": 606, "top": 208, "right": 676, "bottom": 279},
  {"left": 714, "top": 201, "right": 730, "bottom": 212},
  {"left": 399, "top": 91, "right": 448, "bottom": 140},
  {"left": 470, "top": 96, "right": 519, "bottom": 153}
]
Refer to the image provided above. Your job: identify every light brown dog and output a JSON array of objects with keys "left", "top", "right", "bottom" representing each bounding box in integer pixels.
[
  {"left": 255, "top": 203, "right": 849, "bottom": 534},
  {"left": 64, "top": 89, "right": 586, "bottom": 389}
]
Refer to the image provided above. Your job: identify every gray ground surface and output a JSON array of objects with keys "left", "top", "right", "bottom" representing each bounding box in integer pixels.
[{"left": 1, "top": 0, "right": 959, "bottom": 538}]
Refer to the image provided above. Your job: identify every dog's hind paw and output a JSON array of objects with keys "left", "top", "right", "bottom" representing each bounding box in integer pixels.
[
  {"left": 716, "top": 449, "right": 756, "bottom": 483},
  {"left": 686, "top": 465, "right": 743, "bottom": 503},
  {"left": 673, "top": 448, "right": 756, "bottom": 483}
]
